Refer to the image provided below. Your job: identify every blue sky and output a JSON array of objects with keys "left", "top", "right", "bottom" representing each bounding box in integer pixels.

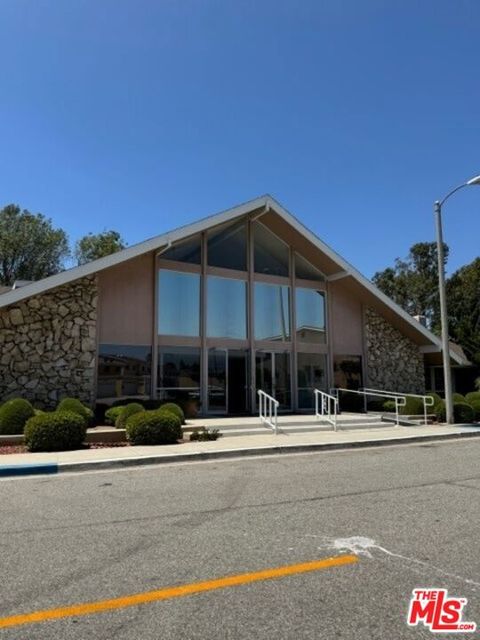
[{"left": 0, "top": 0, "right": 478, "bottom": 277}]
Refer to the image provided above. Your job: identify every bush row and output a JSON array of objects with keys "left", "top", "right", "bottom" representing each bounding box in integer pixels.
[
  {"left": 0, "top": 396, "right": 186, "bottom": 452},
  {"left": 380, "top": 390, "right": 480, "bottom": 424}
]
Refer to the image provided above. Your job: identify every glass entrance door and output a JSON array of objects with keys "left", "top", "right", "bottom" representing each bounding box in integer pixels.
[
  {"left": 208, "top": 349, "right": 250, "bottom": 414},
  {"left": 208, "top": 349, "right": 227, "bottom": 413},
  {"left": 297, "top": 352, "right": 327, "bottom": 409},
  {"left": 255, "top": 351, "right": 291, "bottom": 410}
]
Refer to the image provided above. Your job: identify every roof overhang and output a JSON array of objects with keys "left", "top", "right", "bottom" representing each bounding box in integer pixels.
[{"left": 0, "top": 194, "right": 469, "bottom": 366}]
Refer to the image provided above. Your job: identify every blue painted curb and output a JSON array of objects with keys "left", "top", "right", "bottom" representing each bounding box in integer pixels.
[{"left": 0, "top": 463, "right": 58, "bottom": 477}]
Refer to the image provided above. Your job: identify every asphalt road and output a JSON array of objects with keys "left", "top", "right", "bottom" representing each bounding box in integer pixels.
[{"left": 1, "top": 439, "right": 479, "bottom": 639}]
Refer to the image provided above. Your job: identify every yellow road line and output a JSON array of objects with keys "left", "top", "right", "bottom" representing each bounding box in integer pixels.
[{"left": 0, "top": 554, "right": 358, "bottom": 629}]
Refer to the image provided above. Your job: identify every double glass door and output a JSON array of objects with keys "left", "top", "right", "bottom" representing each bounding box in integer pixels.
[
  {"left": 255, "top": 351, "right": 291, "bottom": 410},
  {"left": 208, "top": 349, "right": 250, "bottom": 414}
]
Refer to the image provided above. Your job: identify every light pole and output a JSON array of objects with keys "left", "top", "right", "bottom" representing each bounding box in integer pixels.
[{"left": 435, "top": 174, "right": 480, "bottom": 423}]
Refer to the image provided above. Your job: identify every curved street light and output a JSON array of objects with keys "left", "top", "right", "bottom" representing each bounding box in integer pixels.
[{"left": 434, "top": 174, "right": 480, "bottom": 423}]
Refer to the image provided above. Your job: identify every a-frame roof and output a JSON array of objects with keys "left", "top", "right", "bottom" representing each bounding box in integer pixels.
[{"left": 0, "top": 194, "right": 467, "bottom": 365}]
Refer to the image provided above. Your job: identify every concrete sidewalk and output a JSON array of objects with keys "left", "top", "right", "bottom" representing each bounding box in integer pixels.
[{"left": 1, "top": 423, "right": 480, "bottom": 477}]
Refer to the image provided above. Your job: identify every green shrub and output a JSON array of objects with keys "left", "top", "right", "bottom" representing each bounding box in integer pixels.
[
  {"left": 115, "top": 403, "right": 145, "bottom": 429},
  {"left": 0, "top": 398, "right": 35, "bottom": 435},
  {"left": 57, "top": 398, "right": 93, "bottom": 425},
  {"left": 475, "top": 377, "right": 480, "bottom": 391},
  {"left": 159, "top": 402, "right": 185, "bottom": 424},
  {"left": 189, "top": 428, "right": 221, "bottom": 441},
  {"left": 452, "top": 393, "right": 465, "bottom": 403},
  {"left": 426, "top": 391, "right": 442, "bottom": 406},
  {"left": 105, "top": 406, "right": 125, "bottom": 425},
  {"left": 435, "top": 399, "right": 446, "bottom": 422},
  {"left": 382, "top": 400, "right": 396, "bottom": 412},
  {"left": 399, "top": 396, "right": 424, "bottom": 416},
  {"left": 436, "top": 401, "right": 475, "bottom": 424},
  {"left": 126, "top": 410, "right": 182, "bottom": 445},
  {"left": 468, "top": 399, "right": 480, "bottom": 421},
  {"left": 24, "top": 410, "right": 87, "bottom": 452},
  {"left": 453, "top": 402, "right": 475, "bottom": 424},
  {"left": 465, "top": 391, "right": 480, "bottom": 405}
]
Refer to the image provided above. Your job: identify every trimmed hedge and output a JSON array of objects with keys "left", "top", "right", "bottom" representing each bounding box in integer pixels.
[
  {"left": 0, "top": 398, "right": 35, "bottom": 435},
  {"left": 452, "top": 393, "right": 466, "bottom": 403},
  {"left": 453, "top": 402, "right": 475, "bottom": 424},
  {"left": 57, "top": 398, "right": 93, "bottom": 425},
  {"left": 436, "top": 401, "right": 475, "bottom": 424},
  {"left": 465, "top": 391, "right": 480, "bottom": 405},
  {"left": 24, "top": 410, "right": 87, "bottom": 452},
  {"left": 105, "top": 406, "right": 125, "bottom": 425},
  {"left": 399, "top": 397, "right": 424, "bottom": 416},
  {"left": 382, "top": 400, "right": 396, "bottom": 412},
  {"left": 468, "top": 399, "right": 480, "bottom": 421},
  {"left": 159, "top": 402, "right": 185, "bottom": 424},
  {"left": 115, "top": 403, "right": 144, "bottom": 429},
  {"left": 126, "top": 410, "right": 182, "bottom": 445}
]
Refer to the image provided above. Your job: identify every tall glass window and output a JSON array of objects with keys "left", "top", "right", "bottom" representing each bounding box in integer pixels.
[
  {"left": 254, "top": 223, "right": 289, "bottom": 277},
  {"left": 295, "top": 253, "right": 325, "bottom": 281},
  {"left": 97, "top": 345, "right": 152, "bottom": 400},
  {"left": 161, "top": 235, "right": 201, "bottom": 264},
  {"left": 207, "top": 276, "right": 247, "bottom": 339},
  {"left": 295, "top": 288, "right": 326, "bottom": 343},
  {"left": 297, "top": 353, "right": 327, "bottom": 409},
  {"left": 157, "top": 347, "right": 201, "bottom": 407},
  {"left": 254, "top": 283, "right": 290, "bottom": 341},
  {"left": 207, "top": 220, "right": 247, "bottom": 271},
  {"left": 158, "top": 270, "right": 200, "bottom": 336}
]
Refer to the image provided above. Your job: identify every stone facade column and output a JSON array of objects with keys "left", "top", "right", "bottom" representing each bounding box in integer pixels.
[
  {"left": 0, "top": 276, "right": 98, "bottom": 408},
  {"left": 364, "top": 307, "right": 425, "bottom": 393}
]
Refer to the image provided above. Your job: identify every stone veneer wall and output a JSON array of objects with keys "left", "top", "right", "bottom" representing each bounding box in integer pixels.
[
  {"left": 0, "top": 276, "right": 98, "bottom": 408},
  {"left": 365, "top": 307, "right": 425, "bottom": 393}
]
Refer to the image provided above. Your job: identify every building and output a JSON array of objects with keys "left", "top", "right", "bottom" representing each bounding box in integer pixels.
[{"left": 0, "top": 196, "right": 469, "bottom": 414}]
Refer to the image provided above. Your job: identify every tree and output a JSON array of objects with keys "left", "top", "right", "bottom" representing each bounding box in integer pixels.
[
  {"left": 447, "top": 258, "right": 480, "bottom": 366},
  {"left": 0, "top": 204, "right": 69, "bottom": 286},
  {"left": 372, "top": 242, "right": 448, "bottom": 329},
  {"left": 75, "top": 230, "right": 126, "bottom": 265}
]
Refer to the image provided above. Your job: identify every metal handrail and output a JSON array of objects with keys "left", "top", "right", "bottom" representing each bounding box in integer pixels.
[
  {"left": 331, "top": 387, "right": 406, "bottom": 426},
  {"left": 314, "top": 389, "right": 338, "bottom": 431},
  {"left": 361, "top": 388, "right": 435, "bottom": 425},
  {"left": 257, "top": 390, "right": 279, "bottom": 434}
]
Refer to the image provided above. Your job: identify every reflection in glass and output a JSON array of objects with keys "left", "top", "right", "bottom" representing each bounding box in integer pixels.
[
  {"left": 254, "top": 283, "right": 290, "bottom": 341},
  {"left": 207, "top": 276, "right": 247, "bottom": 339},
  {"left": 208, "top": 220, "right": 247, "bottom": 271},
  {"left": 297, "top": 353, "right": 327, "bottom": 409},
  {"left": 208, "top": 349, "right": 227, "bottom": 413},
  {"left": 295, "top": 288, "right": 326, "bottom": 343},
  {"left": 333, "top": 355, "right": 362, "bottom": 390},
  {"left": 254, "top": 223, "right": 289, "bottom": 277},
  {"left": 158, "top": 347, "right": 201, "bottom": 408},
  {"left": 97, "top": 344, "right": 152, "bottom": 400},
  {"left": 255, "top": 351, "right": 291, "bottom": 409},
  {"left": 295, "top": 253, "right": 325, "bottom": 281},
  {"left": 161, "top": 235, "right": 201, "bottom": 264},
  {"left": 158, "top": 270, "right": 200, "bottom": 336}
]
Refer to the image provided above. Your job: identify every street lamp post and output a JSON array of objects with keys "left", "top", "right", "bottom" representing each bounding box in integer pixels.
[{"left": 435, "top": 175, "right": 480, "bottom": 424}]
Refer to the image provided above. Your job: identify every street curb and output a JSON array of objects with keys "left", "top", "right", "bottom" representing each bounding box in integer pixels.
[
  {"left": 1, "top": 430, "right": 479, "bottom": 478},
  {"left": 0, "top": 463, "right": 58, "bottom": 477}
]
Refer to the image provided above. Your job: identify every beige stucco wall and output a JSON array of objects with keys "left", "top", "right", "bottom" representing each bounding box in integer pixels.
[
  {"left": 97, "top": 253, "right": 154, "bottom": 346},
  {"left": 329, "top": 279, "right": 364, "bottom": 356}
]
